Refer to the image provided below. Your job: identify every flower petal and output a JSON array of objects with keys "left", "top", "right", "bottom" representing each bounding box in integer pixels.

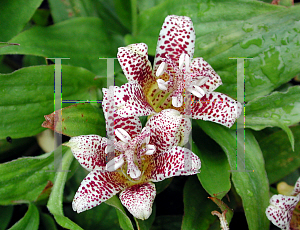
[
  {"left": 119, "top": 182, "right": 156, "bottom": 220},
  {"left": 292, "top": 177, "right": 300, "bottom": 196},
  {"left": 265, "top": 194, "right": 300, "bottom": 229},
  {"left": 72, "top": 170, "right": 127, "bottom": 213},
  {"left": 102, "top": 87, "right": 143, "bottom": 139},
  {"left": 64, "top": 135, "right": 108, "bottom": 171},
  {"left": 146, "top": 109, "right": 191, "bottom": 155},
  {"left": 103, "top": 82, "right": 155, "bottom": 118},
  {"left": 117, "top": 43, "right": 156, "bottom": 94},
  {"left": 153, "top": 15, "right": 195, "bottom": 72},
  {"left": 191, "top": 92, "right": 242, "bottom": 128},
  {"left": 147, "top": 146, "right": 201, "bottom": 182},
  {"left": 190, "top": 57, "right": 222, "bottom": 92}
]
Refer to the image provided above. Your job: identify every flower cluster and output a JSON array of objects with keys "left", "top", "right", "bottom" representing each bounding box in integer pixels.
[
  {"left": 64, "top": 15, "right": 242, "bottom": 220},
  {"left": 266, "top": 177, "right": 300, "bottom": 229}
]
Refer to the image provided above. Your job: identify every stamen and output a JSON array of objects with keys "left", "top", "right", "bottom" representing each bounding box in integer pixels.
[
  {"left": 172, "top": 94, "right": 183, "bottom": 107},
  {"left": 127, "top": 162, "right": 141, "bottom": 179},
  {"left": 156, "top": 62, "right": 167, "bottom": 77},
  {"left": 105, "top": 154, "right": 124, "bottom": 171},
  {"left": 157, "top": 79, "right": 169, "bottom": 91},
  {"left": 115, "top": 128, "right": 131, "bottom": 143},
  {"left": 144, "top": 144, "right": 156, "bottom": 155},
  {"left": 187, "top": 85, "right": 205, "bottom": 99}
]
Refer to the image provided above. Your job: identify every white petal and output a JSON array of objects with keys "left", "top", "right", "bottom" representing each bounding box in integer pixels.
[
  {"left": 172, "top": 95, "right": 183, "bottom": 107},
  {"left": 145, "top": 144, "right": 156, "bottom": 155},
  {"left": 179, "top": 53, "right": 185, "bottom": 70},
  {"left": 156, "top": 79, "right": 168, "bottom": 91},
  {"left": 105, "top": 155, "right": 124, "bottom": 171},
  {"left": 115, "top": 128, "right": 131, "bottom": 143},
  {"left": 188, "top": 85, "right": 205, "bottom": 98},
  {"left": 156, "top": 62, "right": 167, "bottom": 77},
  {"left": 195, "top": 77, "right": 210, "bottom": 86}
]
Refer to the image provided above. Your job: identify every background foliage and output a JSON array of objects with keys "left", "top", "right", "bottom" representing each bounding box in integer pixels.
[{"left": 0, "top": 0, "right": 300, "bottom": 229}]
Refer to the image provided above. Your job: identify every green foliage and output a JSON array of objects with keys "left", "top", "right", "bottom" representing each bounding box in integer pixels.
[{"left": 0, "top": 0, "right": 299, "bottom": 229}]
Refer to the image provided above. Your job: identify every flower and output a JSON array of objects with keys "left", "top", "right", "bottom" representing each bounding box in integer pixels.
[
  {"left": 266, "top": 177, "right": 300, "bottom": 229},
  {"left": 64, "top": 109, "right": 201, "bottom": 220},
  {"left": 104, "top": 15, "right": 242, "bottom": 128}
]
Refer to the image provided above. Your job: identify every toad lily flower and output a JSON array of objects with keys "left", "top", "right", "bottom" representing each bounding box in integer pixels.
[
  {"left": 105, "top": 15, "right": 242, "bottom": 128},
  {"left": 64, "top": 109, "right": 201, "bottom": 220},
  {"left": 266, "top": 177, "right": 300, "bottom": 229}
]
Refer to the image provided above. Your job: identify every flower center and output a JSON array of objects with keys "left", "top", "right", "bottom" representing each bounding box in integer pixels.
[
  {"left": 105, "top": 127, "right": 156, "bottom": 181},
  {"left": 156, "top": 53, "right": 210, "bottom": 107}
]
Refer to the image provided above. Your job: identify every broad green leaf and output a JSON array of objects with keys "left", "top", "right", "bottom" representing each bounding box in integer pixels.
[
  {"left": 197, "top": 120, "right": 270, "bottom": 230},
  {"left": 155, "top": 178, "right": 172, "bottom": 194},
  {"left": 134, "top": 204, "right": 156, "bottom": 230},
  {"left": 0, "top": 150, "right": 60, "bottom": 205},
  {"left": 105, "top": 196, "right": 135, "bottom": 230},
  {"left": 192, "top": 122, "right": 231, "bottom": 199},
  {"left": 245, "top": 86, "right": 300, "bottom": 149},
  {"left": 259, "top": 125, "right": 300, "bottom": 184},
  {"left": 0, "top": 0, "right": 43, "bottom": 41},
  {"left": 151, "top": 215, "right": 182, "bottom": 230},
  {"left": 0, "top": 65, "right": 103, "bottom": 139},
  {"left": 0, "top": 17, "right": 124, "bottom": 76},
  {"left": 31, "top": 9, "right": 51, "bottom": 26},
  {"left": 48, "top": 0, "right": 98, "bottom": 23},
  {"left": 47, "top": 148, "right": 83, "bottom": 230},
  {"left": 125, "top": 0, "right": 300, "bottom": 101},
  {"left": 182, "top": 176, "right": 217, "bottom": 230},
  {"left": 42, "top": 103, "right": 106, "bottom": 137},
  {"left": 8, "top": 203, "right": 39, "bottom": 230},
  {"left": 0, "top": 206, "right": 14, "bottom": 230}
]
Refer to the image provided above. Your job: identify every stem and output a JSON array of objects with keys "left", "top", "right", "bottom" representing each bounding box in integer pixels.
[{"left": 131, "top": 0, "right": 137, "bottom": 36}]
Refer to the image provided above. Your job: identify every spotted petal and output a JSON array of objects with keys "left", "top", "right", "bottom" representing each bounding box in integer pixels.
[
  {"left": 146, "top": 109, "right": 191, "bottom": 155},
  {"left": 72, "top": 170, "right": 127, "bottom": 213},
  {"left": 292, "top": 177, "right": 300, "bottom": 196},
  {"left": 190, "top": 57, "right": 222, "bottom": 92},
  {"left": 153, "top": 15, "right": 195, "bottom": 72},
  {"left": 64, "top": 135, "right": 108, "bottom": 171},
  {"left": 147, "top": 146, "right": 201, "bottom": 182},
  {"left": 117, "top": 43, "right": 156, "bottom": 95},
  {"left": 266, "top": 194, "right": 300, "bottom": 230},
  {"left": 191, "top": 92, "right": 242, "bottom": 128},
  {"left": 120, "top": 182, "right": 156, "bottom": 220},
  {"left": 102, "top": 87, "right": 142, "bottom": 139},
  {"left": 103, "top": 82, "right": 155, "bottom": 118}
]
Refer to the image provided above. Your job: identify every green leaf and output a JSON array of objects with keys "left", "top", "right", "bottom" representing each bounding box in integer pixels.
[
  {"left": 245, "top": 86, "right": 300, "bottom": 149},
  {"left": 42, "top": 103, "right": 106, "bottom": 137},
  {"left": 0, "top": 0, "right": 43, "bottom": 41},
  {"left": 8, "top": 203, "right": 39, "bottom": 230},
  {"left": 154, "top": 178, "right": 172, "bottom": 194},
  {"left": 105, "top": 196, "right": 135, "bottom": 230},
  {"left": 126, "top": 0, "right": 300, "bottom": 101},
  {"left": 197, "top": 120, "right": 270, "bottom": 230},
  {"left": 182, "top": 176, "right": 217, "bottom": 230},
  {"left": 48, "top": 0, "right": 98, "bottom": 23},
  {"left": 260, "top": 125, "right": 300, "bottom": 184},
  {"left": 0, "top": 65, "right": 103, "bottom": 139},
  {"left": 0, "top": 150, "right": 62, "bottom": 205},
  {"left": 192, "top": 122, "right": 231, "bottom": 199},
  {"left": 47, "top": 148, "right": 83, "bottom": 230},
  {"left": 0, "top": 17, "right": 124, "bottom": 76},
  {"left": 0, "top": 206, "right": 14, "bottom": 230},
  {"left": 31, "top": 9, "right": 51, "bottom": 26}
]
